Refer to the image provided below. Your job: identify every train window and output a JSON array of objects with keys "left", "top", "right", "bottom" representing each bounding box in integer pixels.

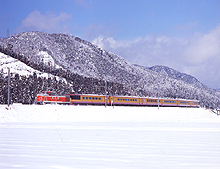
[
  {"left": 96, "top": 98, "right": 98, "bottom": 100},
  {"left": 83, "top": 97, "right": 85, "bottom": 99},
  {"left": 99, "top": 98, "right": 101, "bottom": 100},
  {"left": 86, "top": 97, "right": 88, "bottom": 99},
  {"left": 89, "top": 97, "right": 91, "bottom": 99},
  {"left": 164, "top": 100, "right": 176, "bottom": 103},
  {"left": 70, "top": 95, "right": 80, "bottom": 100}
]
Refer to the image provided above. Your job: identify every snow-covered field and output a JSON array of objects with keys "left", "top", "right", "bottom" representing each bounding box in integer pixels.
[{"left": 0, "top": 105, "right": 220, "bottom": 169}]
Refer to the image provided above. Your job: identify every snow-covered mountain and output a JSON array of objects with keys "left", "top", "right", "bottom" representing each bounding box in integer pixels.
[
  {"left": 0, "top": 31, "right": 219, "bottom": 108},
  {"left": 136, "top": 65, "right": 208, "bottom": 89}
]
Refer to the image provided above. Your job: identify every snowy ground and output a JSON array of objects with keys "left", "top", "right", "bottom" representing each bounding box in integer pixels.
[{"left": 0, "top": 105, "right": 220, "bottom": 169}]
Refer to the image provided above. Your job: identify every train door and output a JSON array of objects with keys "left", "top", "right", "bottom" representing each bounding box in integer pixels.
[{"left": 139, "top": 98, "right": 144, "bottom": 105}]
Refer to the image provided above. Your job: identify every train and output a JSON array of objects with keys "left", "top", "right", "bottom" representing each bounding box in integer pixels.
[
  {"left": 35, "top": 91, "right": 200, "bottom": 107},
  {"left": 35, "top": 91, "right": 70, "bottom": 104}
]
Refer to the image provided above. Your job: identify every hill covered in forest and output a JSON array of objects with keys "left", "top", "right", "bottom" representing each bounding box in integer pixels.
[{"left": 0, "top": 31, "right": 219, "bottom": 108}]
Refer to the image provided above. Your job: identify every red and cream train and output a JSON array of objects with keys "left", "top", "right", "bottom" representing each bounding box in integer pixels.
[{"left": 35, "top": 91, "right": 200, "bottom": 107}]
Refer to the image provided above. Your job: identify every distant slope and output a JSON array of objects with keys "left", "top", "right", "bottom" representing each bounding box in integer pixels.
[
  {"left": 135, "top": 65, "right": 208, "bottom": 89},
  {"left": 149, "top": 65, "right": 199, "bottom": 85},
  {"left": 0, "top": 31, "right": 220, "bottom": 108}
]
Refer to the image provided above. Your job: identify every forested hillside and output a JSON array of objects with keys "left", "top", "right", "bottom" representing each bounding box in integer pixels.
[{"left": 0, "top": 32, "right": 219, "bottom": 108}]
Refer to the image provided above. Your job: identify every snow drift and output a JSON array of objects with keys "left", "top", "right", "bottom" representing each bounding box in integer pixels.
[{"left": 0, "top": 105, "right": 220, "bottom": 169}]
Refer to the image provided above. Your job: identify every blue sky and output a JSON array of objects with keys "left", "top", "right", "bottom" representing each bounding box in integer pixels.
[{"left": 1, "top": 0, "right": 220, "bottom": 89}]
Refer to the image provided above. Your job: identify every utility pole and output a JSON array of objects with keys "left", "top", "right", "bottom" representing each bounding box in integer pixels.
[
  {"left": 94, "top": 80, "right": 108, "bottom": 108},
  {"left": 158, "top": 93, "right": 159, "bottom": 110},
  {"left": 8, "top": 68, "right": 10, "bottom": 107},
  {"left": 105, "top": 81, "right": 107, "bottom": 108}
]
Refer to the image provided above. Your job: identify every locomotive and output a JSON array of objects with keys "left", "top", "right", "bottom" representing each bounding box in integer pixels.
[
  {"left": 35, "top": 91, "right": 70, "bottom": 104},
  {"left": 35, "top": 91, "right": 200, "bottom": 107}
]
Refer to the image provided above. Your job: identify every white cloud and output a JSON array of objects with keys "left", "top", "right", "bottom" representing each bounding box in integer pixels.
[
  {"left": 92, "top": 36, "right": 105, "bottom": 48},
  {"left": 20, "top": 10, "right": 72, "bottom": 33},
  {"left": 92, "top": 24, "right": 220, "bottom": 89},
  {"left": 184, "top": 24, "right": 220, "bottom": 63}
]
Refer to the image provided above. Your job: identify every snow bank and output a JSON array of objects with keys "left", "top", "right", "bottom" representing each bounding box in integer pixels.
[
  {"left": 0, "top": 104, "right": 219, "bottom": 123},
  {"left": 1, "top": 105, "right": 220, "bottom": 169}
]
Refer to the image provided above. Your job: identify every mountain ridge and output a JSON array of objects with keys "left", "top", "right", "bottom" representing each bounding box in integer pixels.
[{"left": 138, "top": 65, "right": 208, "bottom": 90}]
